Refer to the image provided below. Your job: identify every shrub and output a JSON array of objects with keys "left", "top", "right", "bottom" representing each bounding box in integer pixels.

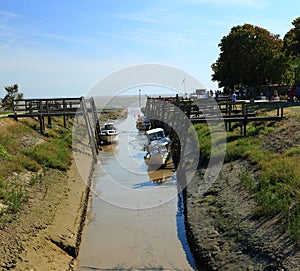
[{"left": 6, "top": 184, "right": 28, "bottom": 213}]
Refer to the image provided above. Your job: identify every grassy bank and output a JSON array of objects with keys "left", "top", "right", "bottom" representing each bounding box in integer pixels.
[
  {"left": 194, "top": 107, "right": 300, "bottom": 242},
  {"left": 0, "top": 117, "right": 73, "bottom": 226}
]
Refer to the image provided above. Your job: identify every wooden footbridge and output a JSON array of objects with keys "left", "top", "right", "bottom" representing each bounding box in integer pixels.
[
  {"left": 143, "top": 96, "right": 285, "bottom": 136},
  {"left": 8, "top": 97, "right": 102, "bottom": 162}
]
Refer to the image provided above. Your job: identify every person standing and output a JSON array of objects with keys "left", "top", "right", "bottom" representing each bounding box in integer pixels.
[
  {"left": 231, "top": 91, "right": 237, "bottom": 110},
  {"left": 232, "top": 91, "right": 237, "bottom": 102}
]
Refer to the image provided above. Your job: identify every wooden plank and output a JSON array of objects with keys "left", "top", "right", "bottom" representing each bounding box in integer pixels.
[
  {"left": 191, "top": 116, "right": 283, "bottom": 123},
  {"left": 7, "top": 112, "right": 80, "bottom": 118}
]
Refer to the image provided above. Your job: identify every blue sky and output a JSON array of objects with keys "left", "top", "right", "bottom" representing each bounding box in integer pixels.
[{"left": 0, "top": 0, "right": 299, "bottom": 98}]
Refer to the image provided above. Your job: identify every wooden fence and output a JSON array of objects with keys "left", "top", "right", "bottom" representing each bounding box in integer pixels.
[{"left": 143, "top": 96, "right": 284, "bottom": 136}]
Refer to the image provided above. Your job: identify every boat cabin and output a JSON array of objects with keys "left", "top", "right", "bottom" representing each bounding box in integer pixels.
[
  {"left": 146, "top": 128, "right": 166, "bottom": 143},
  {"left": 103, "top": 122, "right": 116, "bottom": 130}
]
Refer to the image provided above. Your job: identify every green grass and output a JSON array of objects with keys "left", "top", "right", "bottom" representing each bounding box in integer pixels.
[
  {"left": 6, "top": 183, "right": 29, "bottom": 213},
  {"left": 194, "top": 122, "right": 227, "bottom": 162},
  {"left": 0, "top": 117, "right": 73, "bottom": 224},
  {"left": 25, "top": 139, "right": 71, "bottom": 171},
  {"left": 195, "top": 116, "right": 300, "bottom": 242},
  {"left": 0, "top": 144, "right": 9, "bottom": 159},
  {"left": 0, "top": 180, "right": 28, "bottom": 214},
  {"left": 285, "top": 147, "right": 300, "bottom": 157},
  {"left": 194, "top": 123, "right": 211, "bottom": 160},
  {"left": 239, "top": 170, "right": 256, "bottom": 190}
]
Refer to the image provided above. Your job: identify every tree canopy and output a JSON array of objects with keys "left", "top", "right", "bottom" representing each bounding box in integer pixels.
[
  {"left": 283, "top": 17, "right": 300, "bottom": 58},
  {"left": 283, "top": 17, "right": 300, "bottom": 84},
  {"left": 1, "top": 84, "right": 24, "bottom": 110},
  {"left": 211, "top": 23, "right": 289, "bottom": 90}
]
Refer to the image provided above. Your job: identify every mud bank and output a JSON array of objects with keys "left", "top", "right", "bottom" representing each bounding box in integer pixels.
[
  {"left": 182, "top": 112, "right": 300, "bottom": 271},
  {"left": 184, "top": 160, "right": 300, "bottom": 271},
  {"left": 0, "top": 117, "right": 94, "bottom": 271},
  {"left": 0, "top": 159, "right": 93, "bottom": 271}
]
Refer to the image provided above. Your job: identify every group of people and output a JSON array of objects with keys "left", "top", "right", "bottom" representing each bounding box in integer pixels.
[
  {"left": 266, "top": 89, "right": 279, "bottom": 101},
  {"left": 230, "top": 85, "right": 300, "bottom": 102},
  {"left": 287, "top": 84, "right": 300, "bottom": 102},
  {"left": 209, "top": 85, "right": 300, "bottom": 103}
]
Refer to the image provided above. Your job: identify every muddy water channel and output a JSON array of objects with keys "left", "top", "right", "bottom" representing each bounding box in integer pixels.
[{"left": 78, "top": 107, "right": 197, "bottom": 271}]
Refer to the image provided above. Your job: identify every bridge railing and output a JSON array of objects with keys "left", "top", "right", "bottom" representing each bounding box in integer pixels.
[
  {"left": 12, "top": 97, "right": 83, "bottom": 115},
  {"left": 144, "top": 96, "right": 285, "bottom": 136}
]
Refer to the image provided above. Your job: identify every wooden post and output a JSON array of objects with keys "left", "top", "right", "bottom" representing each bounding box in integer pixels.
[
  {"left": 48, "top": 116, "right": 52, "bottom": 127},
  {"left": 243, "top": 103, "right": 248, "bottom": 136},
  {"left": 63, "top": 99, "right": 67, "bottom": 128},
  {"left": 39, "top": 115, "right": 44, "bottom": 134},
  {"left": 13, "top": 100, "right": 18, "bottom": 121},
  {"left": 29, "top": 100, "right": 33, "bottom": 114},
  {"left": 228, "top": 100, "right": 232, "bottom": 131}
]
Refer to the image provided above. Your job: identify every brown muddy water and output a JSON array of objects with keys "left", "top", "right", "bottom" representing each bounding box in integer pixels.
[{"left": 77, "top": 107, "right": 197, "bottom": 271}]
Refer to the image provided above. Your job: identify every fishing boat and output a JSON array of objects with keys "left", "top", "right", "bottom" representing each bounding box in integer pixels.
[
  {"left": 136, "top": 115, "right": 151, "bottom": 130},
  {"left": 99, "top": 122, "right": 119, "bottom": 144},
  {"left": 144, "top": 128, "right": 171, "bottom": 168}
]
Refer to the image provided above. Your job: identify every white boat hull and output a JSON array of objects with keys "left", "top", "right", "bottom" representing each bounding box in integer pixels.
[
  {"left": 100, "top": 134, "right": 119, "bottom": 144},
  {"left": 144, "top": 128, "right": 171, "bottom": 169},
  {"left": 144, "top": 141, "right": 169, "bottom": 168},
  {"left": 99, "top": 122, "right": 119, "bottom": 145}
]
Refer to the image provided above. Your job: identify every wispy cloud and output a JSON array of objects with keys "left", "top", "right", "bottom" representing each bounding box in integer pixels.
[
  {"left": 0, "top": 27, "right": 22, "bottom": 48},
  {"left": 42, "top": 32, "right": 96, "bottom": 47},
  {"left": 0, "top": 10, "right": 20, "bottom": 18},
  {"left": 168, "top": 0, "right": 271, "bottom": 9},
  {"left": 0, "top": 10, "right": 21, "bottom": 48}
]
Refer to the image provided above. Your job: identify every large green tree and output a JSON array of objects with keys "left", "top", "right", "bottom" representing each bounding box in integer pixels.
[
  {"left": 211, "top": 23, "right": 289, "bottom": 90},
  {"left": 283, "top": 17, "right": 300, "bottom": 84},
  {"left": 283, "top": 17, "right": 300, "bottom": 57},
  {"left": 1, "top": 84, "right": 24, "bottom": 110}
]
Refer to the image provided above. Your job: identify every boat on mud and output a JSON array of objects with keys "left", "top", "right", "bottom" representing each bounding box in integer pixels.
[
  {"left": 136, "top": 114, "right": 151, "bottom": 130},
  {"left": 144, "top": 128, "right": 171, "bottom": 168},
  {"left": 99, "top": 122, "right": 119, "bottom": 144}
]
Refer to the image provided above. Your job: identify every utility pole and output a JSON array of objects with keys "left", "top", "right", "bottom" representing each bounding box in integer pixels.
[{"left": 139, "top": 89, "right": 141, "bottom": 107}]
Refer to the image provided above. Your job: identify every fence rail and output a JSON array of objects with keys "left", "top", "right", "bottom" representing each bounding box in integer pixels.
[{"left": 143, "top": 96, "right": 285, "bottom": 136}]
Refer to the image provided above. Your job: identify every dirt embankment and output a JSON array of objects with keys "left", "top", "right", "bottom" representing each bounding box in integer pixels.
[
  {"left": 0, "top": 164, "right": 91, "bottom": 271},
  {"left": 185, "top": 116, "right": 300, "bottom": 271},
  {"left": 98, "top": 107, "right": 128, "bottom": 122},
  {"left": 0, "top": 118, "right": 93, "bottom": 271}
]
